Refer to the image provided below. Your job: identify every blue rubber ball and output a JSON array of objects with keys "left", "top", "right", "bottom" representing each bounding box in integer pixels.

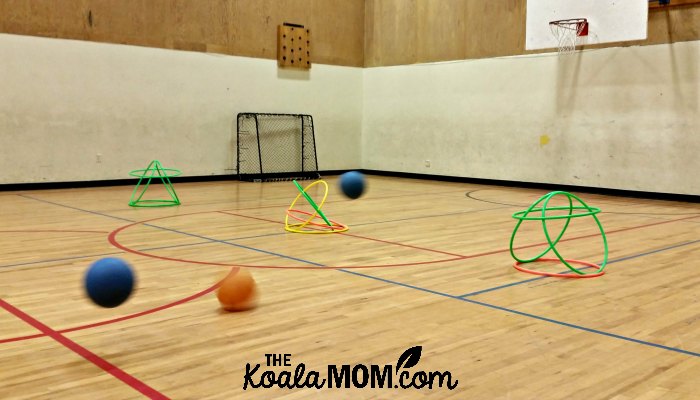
[
  {"left": 84, "top": 258, "right": 135, "bottom": 308},
  {"left": 339, "top": 171, "right": 366, "bottom": 199}
]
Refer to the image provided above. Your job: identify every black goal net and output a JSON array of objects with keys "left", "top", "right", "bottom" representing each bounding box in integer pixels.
[{"left": 236, "top": 113, "right": 320, "bottom": 181}]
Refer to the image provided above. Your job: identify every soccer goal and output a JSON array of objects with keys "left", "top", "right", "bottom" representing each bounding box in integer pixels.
[{"left": 236, "top": 113, "right": 320, "bottom": 182}]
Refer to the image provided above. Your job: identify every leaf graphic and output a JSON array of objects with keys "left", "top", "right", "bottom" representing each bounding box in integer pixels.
[{"left": 396, "top": 346, "right": 422, "bottom": 369}]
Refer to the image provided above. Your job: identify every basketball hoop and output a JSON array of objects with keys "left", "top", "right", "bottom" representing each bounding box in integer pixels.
[{"left": 549, "top": 18, "right": 588, "bottom": 55}]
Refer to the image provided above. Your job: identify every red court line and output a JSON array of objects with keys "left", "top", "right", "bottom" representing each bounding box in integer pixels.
[
  {"left": 0, "top": 229, "right": 109, "bottom": 234},
  {"left": 220, "top": 210, "right": 700, "bottom": 258},
  {"left": 0, "top": 298, "right": 169, "bottom": 399},
  {"left": 518, "top": 213, "right": 700, "bottom": 247},
  {"left": 340, "top": 231, "right": 464, "bottom": 257},
  {"left": 218, "top": 188, "right": 468, "bottom": 214},
  {"left": 218, "top": 211, "right": 465, "bottom": 257},
  {"left": 4, "top": 208, "right": 695, "bottom": 345},
  {"left": 107, "top": 212, "right": 465, "bottom": 269},
  {"left": 0, "top": 282, "right": 222, "bottom": 344},
  {"left": 107, "top": 210, "right": 700, "bottom": 270},
  {"left": 62, "top": 282, "right": 222, "bottom": 334}
]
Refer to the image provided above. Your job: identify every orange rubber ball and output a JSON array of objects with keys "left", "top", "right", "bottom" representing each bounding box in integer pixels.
[{"left": 217, "top": 268, "right": 258, "bottom": 311}]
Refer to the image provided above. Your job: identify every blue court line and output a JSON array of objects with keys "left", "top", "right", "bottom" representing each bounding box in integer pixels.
[
  {"left": 457, "top": 239, "right": 700, "bottom": 298},
  {"left": 353, "top": 205, "right": 508, "bottom": 227},
  {"left": 0, "top": 231, "right": 286, "bottom": 270},
  {"left": 18, "top": 195, "right": 135, "bottom": 222},
  {"left": 0, "top": 252, "right": 123, "bottom": 270},
  {"left": 137, "top": 223, "right": 324, "bottom": 266},
  {"left": 15, "top": 194, "right": 505, "bottom": 269},
  {"left": 339, "top": 268, "right": 700, "bottom": 358},
  {"left": 609, "top": 239, "right": 700, "bottom": 264},
  {"left": 18, "top": 194, "right": 700, "bottom": 358},
  {"left": 459, "top": 276, "right": 545, "bottom": 298},
  {"left": 3, "top": 198, "right": 501, "bottom": 271},
  {"left": 20, "top": 194, "right": 322, "bottom": 266}
]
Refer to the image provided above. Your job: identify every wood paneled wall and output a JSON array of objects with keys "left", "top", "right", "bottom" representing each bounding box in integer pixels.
[
  {"left": 365, "top": 0, "right": 700, "bottom": 67},
  {"left": 0, "top": 1, "right": 698, "bottom": 67},
  {"left": 364, "top": 0, "right": 527, "bottom": 66},
  {"left": 0, "top": 0, "right": 365, "bottom": 67}
]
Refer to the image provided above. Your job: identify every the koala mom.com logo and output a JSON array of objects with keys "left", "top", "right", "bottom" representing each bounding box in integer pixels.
[{"left": 243, "top": 346, "right": 458, "bottom": 391}]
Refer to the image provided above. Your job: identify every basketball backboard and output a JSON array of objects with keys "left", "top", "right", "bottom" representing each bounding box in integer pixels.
[{"left": 525, "top": 0, "right": 649, "bottom": 51}]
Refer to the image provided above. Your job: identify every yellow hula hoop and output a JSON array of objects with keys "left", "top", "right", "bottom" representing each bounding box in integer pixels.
[
  {"left": 286, "top": 210, "right": 349, "bottom": 234},
  {"left": 287, "top": 180, "right": 329, "bottom": 229},
  {"left": 285, "top": 180, "right": 349, "bottom": 234}
]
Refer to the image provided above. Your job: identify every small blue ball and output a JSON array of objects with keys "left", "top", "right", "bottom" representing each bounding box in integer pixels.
[
  {"left": 84, "top": 258, "right": 135, "bottom": 308},
  {"left": 339, "top": 171, "right": 366, "bottom": 200}
]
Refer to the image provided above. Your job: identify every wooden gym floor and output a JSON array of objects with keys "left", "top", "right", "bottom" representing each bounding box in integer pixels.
[{"left": 0, "top": 175, "right": 699, "bottom": 399}]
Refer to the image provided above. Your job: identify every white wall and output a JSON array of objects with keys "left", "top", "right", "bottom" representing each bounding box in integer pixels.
[
  {"left": 2, "top": 34, "right": 698, "bottom": 195},
  {"left": 0, "top": 34, "right": 362, "bottom": 184},
  {"left": 363, "top": 41, "right": 699, "bottom": 195}
]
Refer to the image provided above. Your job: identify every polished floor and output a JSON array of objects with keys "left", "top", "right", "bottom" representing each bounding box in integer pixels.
[{"left": 1, "top": 175, "right": 699, "bottom": 399}]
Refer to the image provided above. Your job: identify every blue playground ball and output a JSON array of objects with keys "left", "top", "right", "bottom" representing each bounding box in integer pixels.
[
  {"left": 84, "top": 258, "right": 135, "bottom": 308},
  {"left": 339, "top": 171, "right": 366, "bottom": 199}
]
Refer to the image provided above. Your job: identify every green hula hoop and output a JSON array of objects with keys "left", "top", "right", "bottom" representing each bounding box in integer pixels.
[
  {"left": 292, "top": 180, "right": 332, "bottom": 227},
  {"left": 509, "top": 191, "right": 608, "bottom": 276}
]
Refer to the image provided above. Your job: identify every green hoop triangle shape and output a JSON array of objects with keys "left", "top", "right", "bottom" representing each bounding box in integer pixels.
[
  {"left": 509, "top": 191, "right": 608, "bottom": 277},
  {"left": 128, "top": 160, "right": 182, "bottom": 207}
]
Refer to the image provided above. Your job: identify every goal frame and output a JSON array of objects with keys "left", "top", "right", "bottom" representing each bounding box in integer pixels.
[{"left": 236, "top": 112, "right": 320, "bottom": 182}]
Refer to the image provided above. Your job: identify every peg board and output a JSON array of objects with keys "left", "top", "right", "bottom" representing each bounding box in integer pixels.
[{"left": 278, "top": 24, "right": 311, "bottom": 69}]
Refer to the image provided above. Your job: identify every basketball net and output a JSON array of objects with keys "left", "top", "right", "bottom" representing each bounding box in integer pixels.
[{"left": 549, "top": 19, "right": 587, "bottom": 55}]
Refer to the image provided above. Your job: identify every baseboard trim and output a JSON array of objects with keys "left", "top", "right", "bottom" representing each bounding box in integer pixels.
[
  {"left": 2, "top": 170, "right": 698, "bottom": 204},
  {"left": 358, "top": 170, "right": 700, "bottom": 204}
]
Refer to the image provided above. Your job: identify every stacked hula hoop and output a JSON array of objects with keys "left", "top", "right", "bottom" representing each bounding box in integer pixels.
[
  {"left": 510, "top": 191, "right": 608, "bottom": 278},
  {"left": 285, "top": 180, "right": 348, "bottom": 234}
]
